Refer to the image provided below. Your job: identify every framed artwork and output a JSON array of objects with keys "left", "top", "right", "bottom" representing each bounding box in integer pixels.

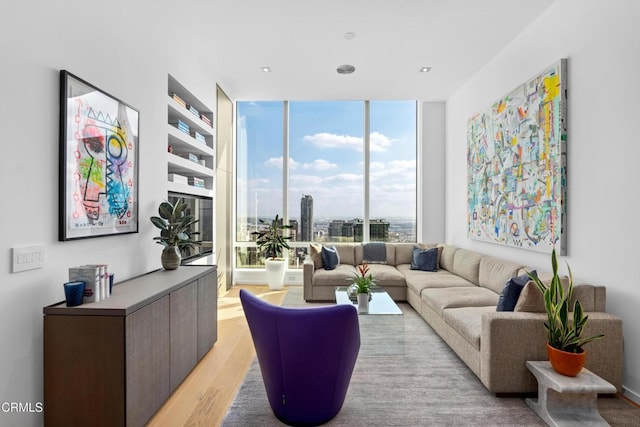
[
  {"left": 59, "top": 70, "right": 139, "bottom": 241},
  {"left": 467, "top": 59, "right": 567, "bottom": 254}
]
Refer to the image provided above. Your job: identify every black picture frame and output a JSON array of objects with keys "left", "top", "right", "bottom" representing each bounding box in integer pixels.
[{"left": 59, "top": 70, "right": 140, "bottom": 241}]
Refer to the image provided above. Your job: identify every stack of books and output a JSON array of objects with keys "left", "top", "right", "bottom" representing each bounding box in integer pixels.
[
  {"left": 188, "top": 177, "right": 205, "bottom": 188},
  {"left": 178, "top": 152, "right": 199, "bottom": 163},
  {"left": 69, "top": 264, "right": 110, "bottom": 304},
  {"left": 186, "top": 104, "right": 200, "bottom": 117},
  {"left": 170, "top": 119, "right": 189, "bottom": 135},
  {"left": 170, "top": 92, "right": 187, "bottom": 108},
  {"left": 190, "top": 130, "right": 206, "bottom": 143},
  {"left": 200, "top": 114, "right": 212, "bottom": 127}
]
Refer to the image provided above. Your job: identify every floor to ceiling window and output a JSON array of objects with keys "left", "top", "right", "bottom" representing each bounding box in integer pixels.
[{"left": 235, "top": 100, "right": 417, "bottom": 270}]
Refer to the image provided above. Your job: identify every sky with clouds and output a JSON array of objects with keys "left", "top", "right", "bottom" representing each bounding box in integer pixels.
[{"left": 237, "top": 101, "right": 416, "bottom": 222}]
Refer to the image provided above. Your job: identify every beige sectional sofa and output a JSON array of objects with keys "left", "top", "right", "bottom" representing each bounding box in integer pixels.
[{"left": 303, "top": 242, "right": 624, "bottom": 394}]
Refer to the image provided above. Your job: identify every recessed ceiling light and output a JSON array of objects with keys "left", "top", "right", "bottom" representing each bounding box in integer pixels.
[
  {"left": 419, "top": 66, "right": 432, "bottom": 73},
  {"left": 337, "top": 64, "right": 356, "bottom": 74},
  {"left": 344, "top": 32, "right": 356, "bottom": 40},
  {"left": 261, "top": 66, "right": 272, "bottom": 73}
]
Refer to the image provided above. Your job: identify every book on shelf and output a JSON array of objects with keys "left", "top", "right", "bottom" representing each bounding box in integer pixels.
[
  {"left": 170, "top": 119, "right": 189, "bottom": 134},
  {"left": 200, "top": 114, "right": 212, "bottom": 127},
  {"left": 188, "top": 176, "right": 205, "bottom": 188},
  {"left": 170, "top": 92, "right": 187, "bottom": 107},
  {"left": 178, "top": 152, "right": 199, "bottom": 163},
  {"left": 69, "top": 265, "right": 100, "bottom": 303},
  {"left": 69, "top": 264, "right": 111, "bottom": 303},
  {"left": 190, "top": 130, "right": 206, "bottom": 143},
  {"left": 186, "top": 104, "right": 200, "bottom": 117}
]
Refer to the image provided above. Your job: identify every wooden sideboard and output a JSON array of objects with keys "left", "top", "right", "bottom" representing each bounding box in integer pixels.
[{"left": 43, "top": 266, "right": 217, "bottom": 427}]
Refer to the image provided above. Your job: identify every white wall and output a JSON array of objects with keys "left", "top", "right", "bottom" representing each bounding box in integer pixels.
[
  {"left": 0, "top": 2, "right": 218, "bottom": 425},
  {"left": 446, "top": 0, "right": 640, "bottom": 401},
  {"left": 419, "top": 102, "right": 446, "bottom": 243}
]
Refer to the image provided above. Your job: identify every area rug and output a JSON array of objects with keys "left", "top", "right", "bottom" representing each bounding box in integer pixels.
[{"left": 223, "top": 286, "right": 639, "bottom": 426}]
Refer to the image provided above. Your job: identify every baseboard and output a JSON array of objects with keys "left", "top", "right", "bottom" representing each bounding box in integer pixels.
[{"left": 623, "top": 385, "right": 640, "bottom": 405}]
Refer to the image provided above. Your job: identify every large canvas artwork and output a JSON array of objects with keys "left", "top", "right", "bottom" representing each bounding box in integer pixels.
[
  {"left": 59, "top": 70, "right": 139, "bottom": 241},
  {"left": 467, "top": 59, "right": 567, "bottom": 254}
]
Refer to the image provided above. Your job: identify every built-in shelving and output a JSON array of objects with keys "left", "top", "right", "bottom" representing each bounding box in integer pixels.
[{"left": 167, "top": 75, "right": 215, "bottom": 197}]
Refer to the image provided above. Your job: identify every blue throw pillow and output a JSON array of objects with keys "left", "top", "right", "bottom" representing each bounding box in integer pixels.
[
  {"left": 410, "top": 247, "right": 438, "bottom": 272},
  {"left": 496, "top": 270, "right": 537, "bottom": 312},
  {"left": 321, "top": 245, "right": 340, "bottom": 270}
]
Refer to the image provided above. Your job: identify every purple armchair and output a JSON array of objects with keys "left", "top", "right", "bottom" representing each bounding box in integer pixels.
[{"left": 239, "top": 289, "right": 360, "bottom": 426}]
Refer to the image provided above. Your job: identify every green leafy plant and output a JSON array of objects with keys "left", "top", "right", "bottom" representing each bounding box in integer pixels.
[
  {"left": 528, "top": 249, "right": 603, "bottom": 354},
  {"left": 350, "top": 263, "right": 376, "bottom": 294},
  {"left": 150, "top": 200, "right": 201, "bottom": 250},
  {"left": 252, "top": 214, "right": 292, "bottom": 259}
]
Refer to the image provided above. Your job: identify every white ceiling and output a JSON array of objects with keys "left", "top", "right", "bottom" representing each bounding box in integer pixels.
[{"left": 207, "top": 0, "right": 557, "bottom": 101}]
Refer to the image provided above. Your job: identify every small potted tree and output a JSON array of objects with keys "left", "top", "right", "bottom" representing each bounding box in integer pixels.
[
  {"left": 528, "top": 249, "right": 604, "bottom": 376},
  {"left": 150, "top": 200, "right": 201, "bottom": 270},
  {"left": 252, "top": 214, "right": 292, "bottom": 290}
]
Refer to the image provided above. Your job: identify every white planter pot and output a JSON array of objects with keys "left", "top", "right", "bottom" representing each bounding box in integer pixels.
[
  {"left": 357, "top": 293, "right": 369, "bottom": 313},
  {"left": 265, "top": 259, "right": 287, "bottom": 290}
]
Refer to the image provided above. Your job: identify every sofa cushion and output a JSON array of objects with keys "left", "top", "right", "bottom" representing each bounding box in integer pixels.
[
  {"left": 439, "top": 245, "right": 458, "bottom": 271},
  {"left": 496, "top": 271, "right": 535, "bottom": 312},
  {"left": 321, "top": 245, "right": 340, "bottom": 270},
  {"left": 478, "top": 256, "right": 523, "bottom": 294},
  {"left": 394, "top": 243, "right": 416, "bottom": 266},
  {"left": 334, "top": 244, "right": 356, "bottom": 266},
  {"left": 451, "top": 249, "right": 483, "bottom": 285},
  {"left": 422, "top": 287, "right": 499, "bottom": 315},
  {"left": 365, "top": 264, "right": 406, "bottom": 287},
  {"left": 442, "top": 306, "right": 497, "bottom": 351},
  {"left": 400, "top": 266, "right": 476, "bottom": 295},
  {"left": 411, "top": 247, "right": 438, "bottom": 271},
  {"left": 309, "top": 243, "right": 323, "bottom": 269},
  {"left": 312, "top": 264, "right": 357, "bottom": 287},
  {"left": 356, "top": 243, "right": 395, "bottom": 265},
  {"left": 514, "top": 277, "right": 571, "bottom": 312}
]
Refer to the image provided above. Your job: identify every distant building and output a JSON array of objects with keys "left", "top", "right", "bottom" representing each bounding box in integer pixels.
[
  {"left": 353, "top": 218, "right": 390, "bottom": 242},
  {"left": 328, "top": 220, "right": 354, "bottom": 239},
  {"left": 300, "top": 195, "right": 313, "bottom": 241},
  {"left": 288, "top": 219, "right": 298, "bottom": 242}
]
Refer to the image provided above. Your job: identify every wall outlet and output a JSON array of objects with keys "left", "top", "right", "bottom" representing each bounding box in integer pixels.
[{"left": 12, "top": 244, "right": 45, "bottom": 273}]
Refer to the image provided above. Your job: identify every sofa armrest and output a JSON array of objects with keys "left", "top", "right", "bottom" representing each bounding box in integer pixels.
[
  {"left": 480, "top": 311, "right": 624, "bottom": 394},
  {"left": 303, "top": 259, "right": 315, "bottom": 301}
]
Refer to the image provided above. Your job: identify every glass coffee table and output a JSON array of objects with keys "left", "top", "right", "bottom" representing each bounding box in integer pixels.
[{"left": 335, "top": 286, "right": 402, "bottom": 315}]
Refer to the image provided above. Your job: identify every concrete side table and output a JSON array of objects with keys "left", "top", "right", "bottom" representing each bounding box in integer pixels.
[{"left": 526, "top": 361, "right": 616, "bottom": 426}]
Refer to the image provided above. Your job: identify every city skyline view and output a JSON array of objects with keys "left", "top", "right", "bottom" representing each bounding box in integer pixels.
[{"left": 237, "top": 101, "right": 416, "bottom": 219}]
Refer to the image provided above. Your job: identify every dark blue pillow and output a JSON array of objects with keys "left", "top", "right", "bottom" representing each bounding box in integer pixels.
[
  {"left": 496, "top": 270, "right": 537, "bottom": 312},
  {"left": 410, "top": 247, "right": 438, "bottom": 272},
  {"left": 321, "top": 245, "right": 340, "bottom": 270}
]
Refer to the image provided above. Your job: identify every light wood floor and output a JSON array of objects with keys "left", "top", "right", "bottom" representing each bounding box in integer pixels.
[{"left": 147, "top": 285, "right": 286, "bottom": 427}]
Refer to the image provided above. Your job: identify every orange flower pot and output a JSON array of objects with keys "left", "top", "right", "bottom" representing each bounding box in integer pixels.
[{"left": 547, "top": 343, "right": 586, "bottom": 377}]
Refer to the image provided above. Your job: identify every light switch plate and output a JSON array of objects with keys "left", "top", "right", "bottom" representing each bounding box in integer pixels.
[{"left": 12, "top": 245, "right": 45, "bottom": 272}]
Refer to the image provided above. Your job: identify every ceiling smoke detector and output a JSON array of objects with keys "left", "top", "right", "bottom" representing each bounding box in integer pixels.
[
  {"left": 337, "top": 64, "right": 356, "bottom": 75},
  {"left": 344, "top": 32, "right": 356, "bottom": 40},
  {"left": 419, "top": 66, "right": 432, "bottom": 73}
]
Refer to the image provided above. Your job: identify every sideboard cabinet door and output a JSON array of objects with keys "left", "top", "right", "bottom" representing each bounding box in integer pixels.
[
  {"left": 197, "top": 268, "right": 218, "bottom": 360},
  {"left": 125, "top": 295, "right": 171, "bottom": 427}
]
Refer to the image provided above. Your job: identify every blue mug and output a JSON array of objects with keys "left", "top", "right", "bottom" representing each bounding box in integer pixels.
[{"left": 64, "top": 281, "right": 85, "bottom": 307}]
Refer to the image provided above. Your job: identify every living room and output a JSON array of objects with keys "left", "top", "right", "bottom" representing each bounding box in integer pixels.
[{"left": 1, "top": 0, "right": 639, "bottom": 426}]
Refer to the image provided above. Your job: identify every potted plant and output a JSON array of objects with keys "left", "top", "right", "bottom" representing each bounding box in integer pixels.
[
  {"left": 150, "top": 200, "right": 201, "bottom": 270},
  {"left": 528, "top": 249, "right": 604, "bottom": 376},
  {"left": 348, "top": 263, "right": 376, "bottom": 313},
  {"left": 252, "top": 214, "right": 292, "bottom": 290}
]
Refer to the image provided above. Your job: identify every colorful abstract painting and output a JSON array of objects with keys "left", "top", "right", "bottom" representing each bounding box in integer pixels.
[
  {"left": 60, "top": 71, "right": 139, "bottom": 240},
  {"left": 467, "top": 59, "right": 566, "bottom": 254}
]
